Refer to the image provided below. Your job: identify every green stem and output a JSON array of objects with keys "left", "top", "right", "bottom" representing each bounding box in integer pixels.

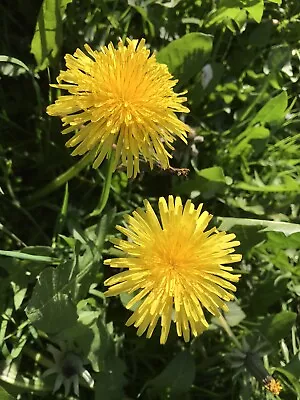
[
  {"left": 89, "top": 151, "right": 116, "bottom": 217},
  {"left": 25, "top": 148, "right": 97, "bottom": 204},
  {"left": 218, "top": 314, "right": 241, "bottom": 349},
  {"left": 24, "top": 348, "right": 53, "bottom": 368}
]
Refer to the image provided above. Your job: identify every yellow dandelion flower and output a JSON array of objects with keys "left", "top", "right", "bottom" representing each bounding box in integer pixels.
[
  {"left": 263, "top": 377, "right": 282, "bottom": 396},
  {"left": 104, "top": 196, "right": 242, "bottom": 344},
  {"left": 47, "top": 38, "right": 190, "bottom": 178}
]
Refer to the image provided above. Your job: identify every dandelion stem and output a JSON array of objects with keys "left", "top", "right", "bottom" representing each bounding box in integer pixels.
[
  {"left": 25, "top": 148, "right": 97, "bottom": 204},
  {"left": 24, "top": 347, "right": 53, "bottom": 368},
  {"left": 218, "top": 314, "right": 242, "bottom": 349},
  {"left": 89, "top": 151, "right": 116, "bottom": 217}
]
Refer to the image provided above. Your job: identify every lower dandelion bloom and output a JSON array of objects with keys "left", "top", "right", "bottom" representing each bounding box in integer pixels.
[
  {"left": 104, "top": 196, "right": 242, "bottom": 344},
  {"left": 263, "top": 377, "right": 282, "bottom": 396},
  {"left": 47, "top": 38, "right": 190, "bottom": 178}
]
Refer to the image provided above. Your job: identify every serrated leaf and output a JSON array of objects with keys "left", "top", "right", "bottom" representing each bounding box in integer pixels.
[
  {"left": 31, "top": 0, "right": 73, "bottom": 70},
  {"left": 156, "top": 33, "right": 213, "bottom": 87},
  {"left": 26, "top": 214, "right": 109, "bottom": 334},
  {"left": 259, "top": 311, "right": 297, "bottom": 344},
  {"left": 54, "top": 307, "right": 112, "bottom": 372},
  {"left": 25, "top": 251, "right": 90, "bottom": 333},
  {"left": 25, "top": 262, "right": 78, "bottom": 334},
  {"left": 148, "top": 351, "right": 195, "bottom": 396}
]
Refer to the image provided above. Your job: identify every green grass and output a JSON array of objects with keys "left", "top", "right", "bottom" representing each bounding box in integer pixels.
[{"left": 0, "top": 0, "right": 300, "bottom": 399}]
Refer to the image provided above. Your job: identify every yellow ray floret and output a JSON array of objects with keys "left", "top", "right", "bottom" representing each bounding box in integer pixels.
[
  {"left": 47, "top": 38, "right": 190, "bottom": 178},
  {"left": 104, "top": 196, "right": 242, "bottom": 344}
]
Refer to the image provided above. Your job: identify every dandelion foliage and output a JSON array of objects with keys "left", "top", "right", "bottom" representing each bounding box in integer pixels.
[{"left": 0, "top": 0, "right": 299, "bottom": 399}]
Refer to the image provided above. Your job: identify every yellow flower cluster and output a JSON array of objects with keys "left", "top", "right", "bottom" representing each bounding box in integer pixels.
[{"left": 48, "top": 38, "right": 242, "bottom": 344}]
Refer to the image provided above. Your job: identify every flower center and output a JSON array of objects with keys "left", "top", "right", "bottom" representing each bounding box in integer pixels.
[
  {"left": 61, "top": 353, "right": 82, "bottom": 378},
  {"left": 151, "top": 232, "right": 195, "bottom": 276}
]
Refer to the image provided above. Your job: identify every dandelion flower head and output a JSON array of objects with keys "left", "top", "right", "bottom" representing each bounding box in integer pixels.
[
  {"left": 43, "top": 344, "right": 94, "bottom": 397},
  {"left": 47, "top": 38, "right": 190, "bottom": 178},
  {"left": 263, "top": 377, "right": 282, "bottom": 396},
  {"left": 104, "top": 196, "right": 242, "bottom": 344}
]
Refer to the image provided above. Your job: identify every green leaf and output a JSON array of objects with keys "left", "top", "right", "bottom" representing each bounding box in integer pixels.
[
  {"left": 0, "top": 361, "right": 50, "bottom": 393},
  {"left": 154, "top": 0, "right": 182, "bottom": 7},
  {"left": 249, "top": 21, "right": 273, "bottom": 48},
  {"left": 148, "top": 351, "right": 195, "bottom": 397},
  {"left": 95, "top": 356, "right": 127, "bottom": 400},
  {"left": 156, "top": 33, "right": 213, "bottom": 87},
  {"left": 212, "top": 302, "right": 246, "bottom": 327},
  {"left": 11, "top": 282, "right": 27, "bottom": 311},
  {"left": 26, "top": 214, "right": 109, "bottom": 334},
  {"left": 250, "top": 91, "right": 288, "bottom": 127},
  {"left": 0, "top": 250, "right": 57, "bottom": 263},
  {"left": 197, "top": 166, "right": 226, "bottom": 182},
  {"left": 205, "top": 0, "right": 247, "bottom": 32},
  {"left": 31, "top": 0, "right": 73, "bottom": 70},
  {"left": 78, "top": 310, "right": 112, "bottom": 372},
  {"left": 233, "top": 177, "right": 300, "bottom": 192},
  {"left": 284, "top": 352, "right": 300, "bottom": 379},
  {"left": 230, "top": 126, "right": 269, "bottom": 158},
  {"left": 248, "top": 279, "right": 288, "bottom": 316},
  {"left": 258, "top": 311, "right": 297, "bottom": 344},
  {"left": 275, "top": 367, "right": 300, "bottom": 395},
  {"left": 175, "top": 166, "right": 226, "bottom": 199},
  {"left": 52, "top": 183, "right": 69, "bottom": 246},
  {"left": 0, "top": 386, "right": 16, "bottom": 400},
  {"left": 224, "top": 302, "right": 246, "bottom": 326},
  {"left": 217, "top": 217, "right": 300, "bottom": 237},
  {"left": 190, "top": 62, "right": 224, "bottom": 106},
  {"left": 0, "top": 56, "right": 31, "bottom": 77},
  {"left": 54, "top": 305, "right": 112, "bottom": 372},
  {"left": 268, "top": 45, "right": 291, "bottom": 72},
  {"left": 25, "top": 262, "right": 78, "bottom": 334},
  {"left": 230, "top": 92, "right": 288, "bottom": 159},
  {"left": 244, "top": 0, "right": 264, "bottom": 23}
]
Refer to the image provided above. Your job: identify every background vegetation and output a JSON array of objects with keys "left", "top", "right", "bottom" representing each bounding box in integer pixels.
[{"left": 0, "top": 0, "right": 299, "bottom": 399}]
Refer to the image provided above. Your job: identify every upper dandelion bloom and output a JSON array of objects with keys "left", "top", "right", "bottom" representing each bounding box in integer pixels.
[
  {"left": 47, "top": 38, "right": 190, "bottom": 178},
  {"left": 104, "top": 196, "right": 242, "bottom": 344}
]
